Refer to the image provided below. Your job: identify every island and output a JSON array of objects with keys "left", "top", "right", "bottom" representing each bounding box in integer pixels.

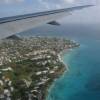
[{"left": 0, "top": 36, "right": 79, "bottom": 100}]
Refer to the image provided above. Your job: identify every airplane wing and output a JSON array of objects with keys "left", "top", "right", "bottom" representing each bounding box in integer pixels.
[{"left": 0, "top": 5, "right": 93, "bottom": 39}]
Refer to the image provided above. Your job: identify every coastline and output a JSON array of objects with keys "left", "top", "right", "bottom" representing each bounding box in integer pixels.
[
  {"left": 59, "top": 49, "right": 71, "bottom": 70},
  {"left": 45, "top": 46, "right": 80, "bottom": 100},
  {"left": 45, "top": 49, "right": 70, "bottom": 100}
]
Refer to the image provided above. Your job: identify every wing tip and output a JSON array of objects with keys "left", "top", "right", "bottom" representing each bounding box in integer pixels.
[
  {"left": 85, "top": 4, "right": 95, "bottom": 7},
  {"left": 78, "top": 4, "right": 95, "bottom": 9}
]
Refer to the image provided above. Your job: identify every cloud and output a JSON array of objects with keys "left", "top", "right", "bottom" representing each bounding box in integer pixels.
[
  {"left": 64, "top": 0, "right": 75, "bottom": 3},
  {"left": 1, "top": 0, "right": 24, "bottom": 4},
  {"left": 37, "top": 0, "right": 75, "bottom": 10}
]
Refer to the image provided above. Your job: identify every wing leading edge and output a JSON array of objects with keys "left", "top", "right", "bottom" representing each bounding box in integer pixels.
[{"left": 0, "top": 5, "right": 93, "bottom": 39}]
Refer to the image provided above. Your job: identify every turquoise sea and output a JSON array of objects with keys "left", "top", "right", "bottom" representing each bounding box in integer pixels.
[{"left": 20, "top": 23, "right": 100, "bottom": 100}]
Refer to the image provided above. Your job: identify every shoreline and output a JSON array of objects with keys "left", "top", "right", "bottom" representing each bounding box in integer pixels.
[
  {"left": 59, "top": 49, "right": 71, "bottom": 70},
  {"left": 45, "top": 49, "right": 70, "bottom": 100},
  {"left": 45, "top": 46, "right": 79, "bottom": 100}
]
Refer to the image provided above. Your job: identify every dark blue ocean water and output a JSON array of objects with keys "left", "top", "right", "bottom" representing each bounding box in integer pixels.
[{"left": 20, "top": 23, "right": 100, "bottom": 100}]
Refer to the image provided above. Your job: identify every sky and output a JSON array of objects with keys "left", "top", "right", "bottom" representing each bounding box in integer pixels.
[{"left": 0, "top": 0, "right": 100, "bottom": 24}]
